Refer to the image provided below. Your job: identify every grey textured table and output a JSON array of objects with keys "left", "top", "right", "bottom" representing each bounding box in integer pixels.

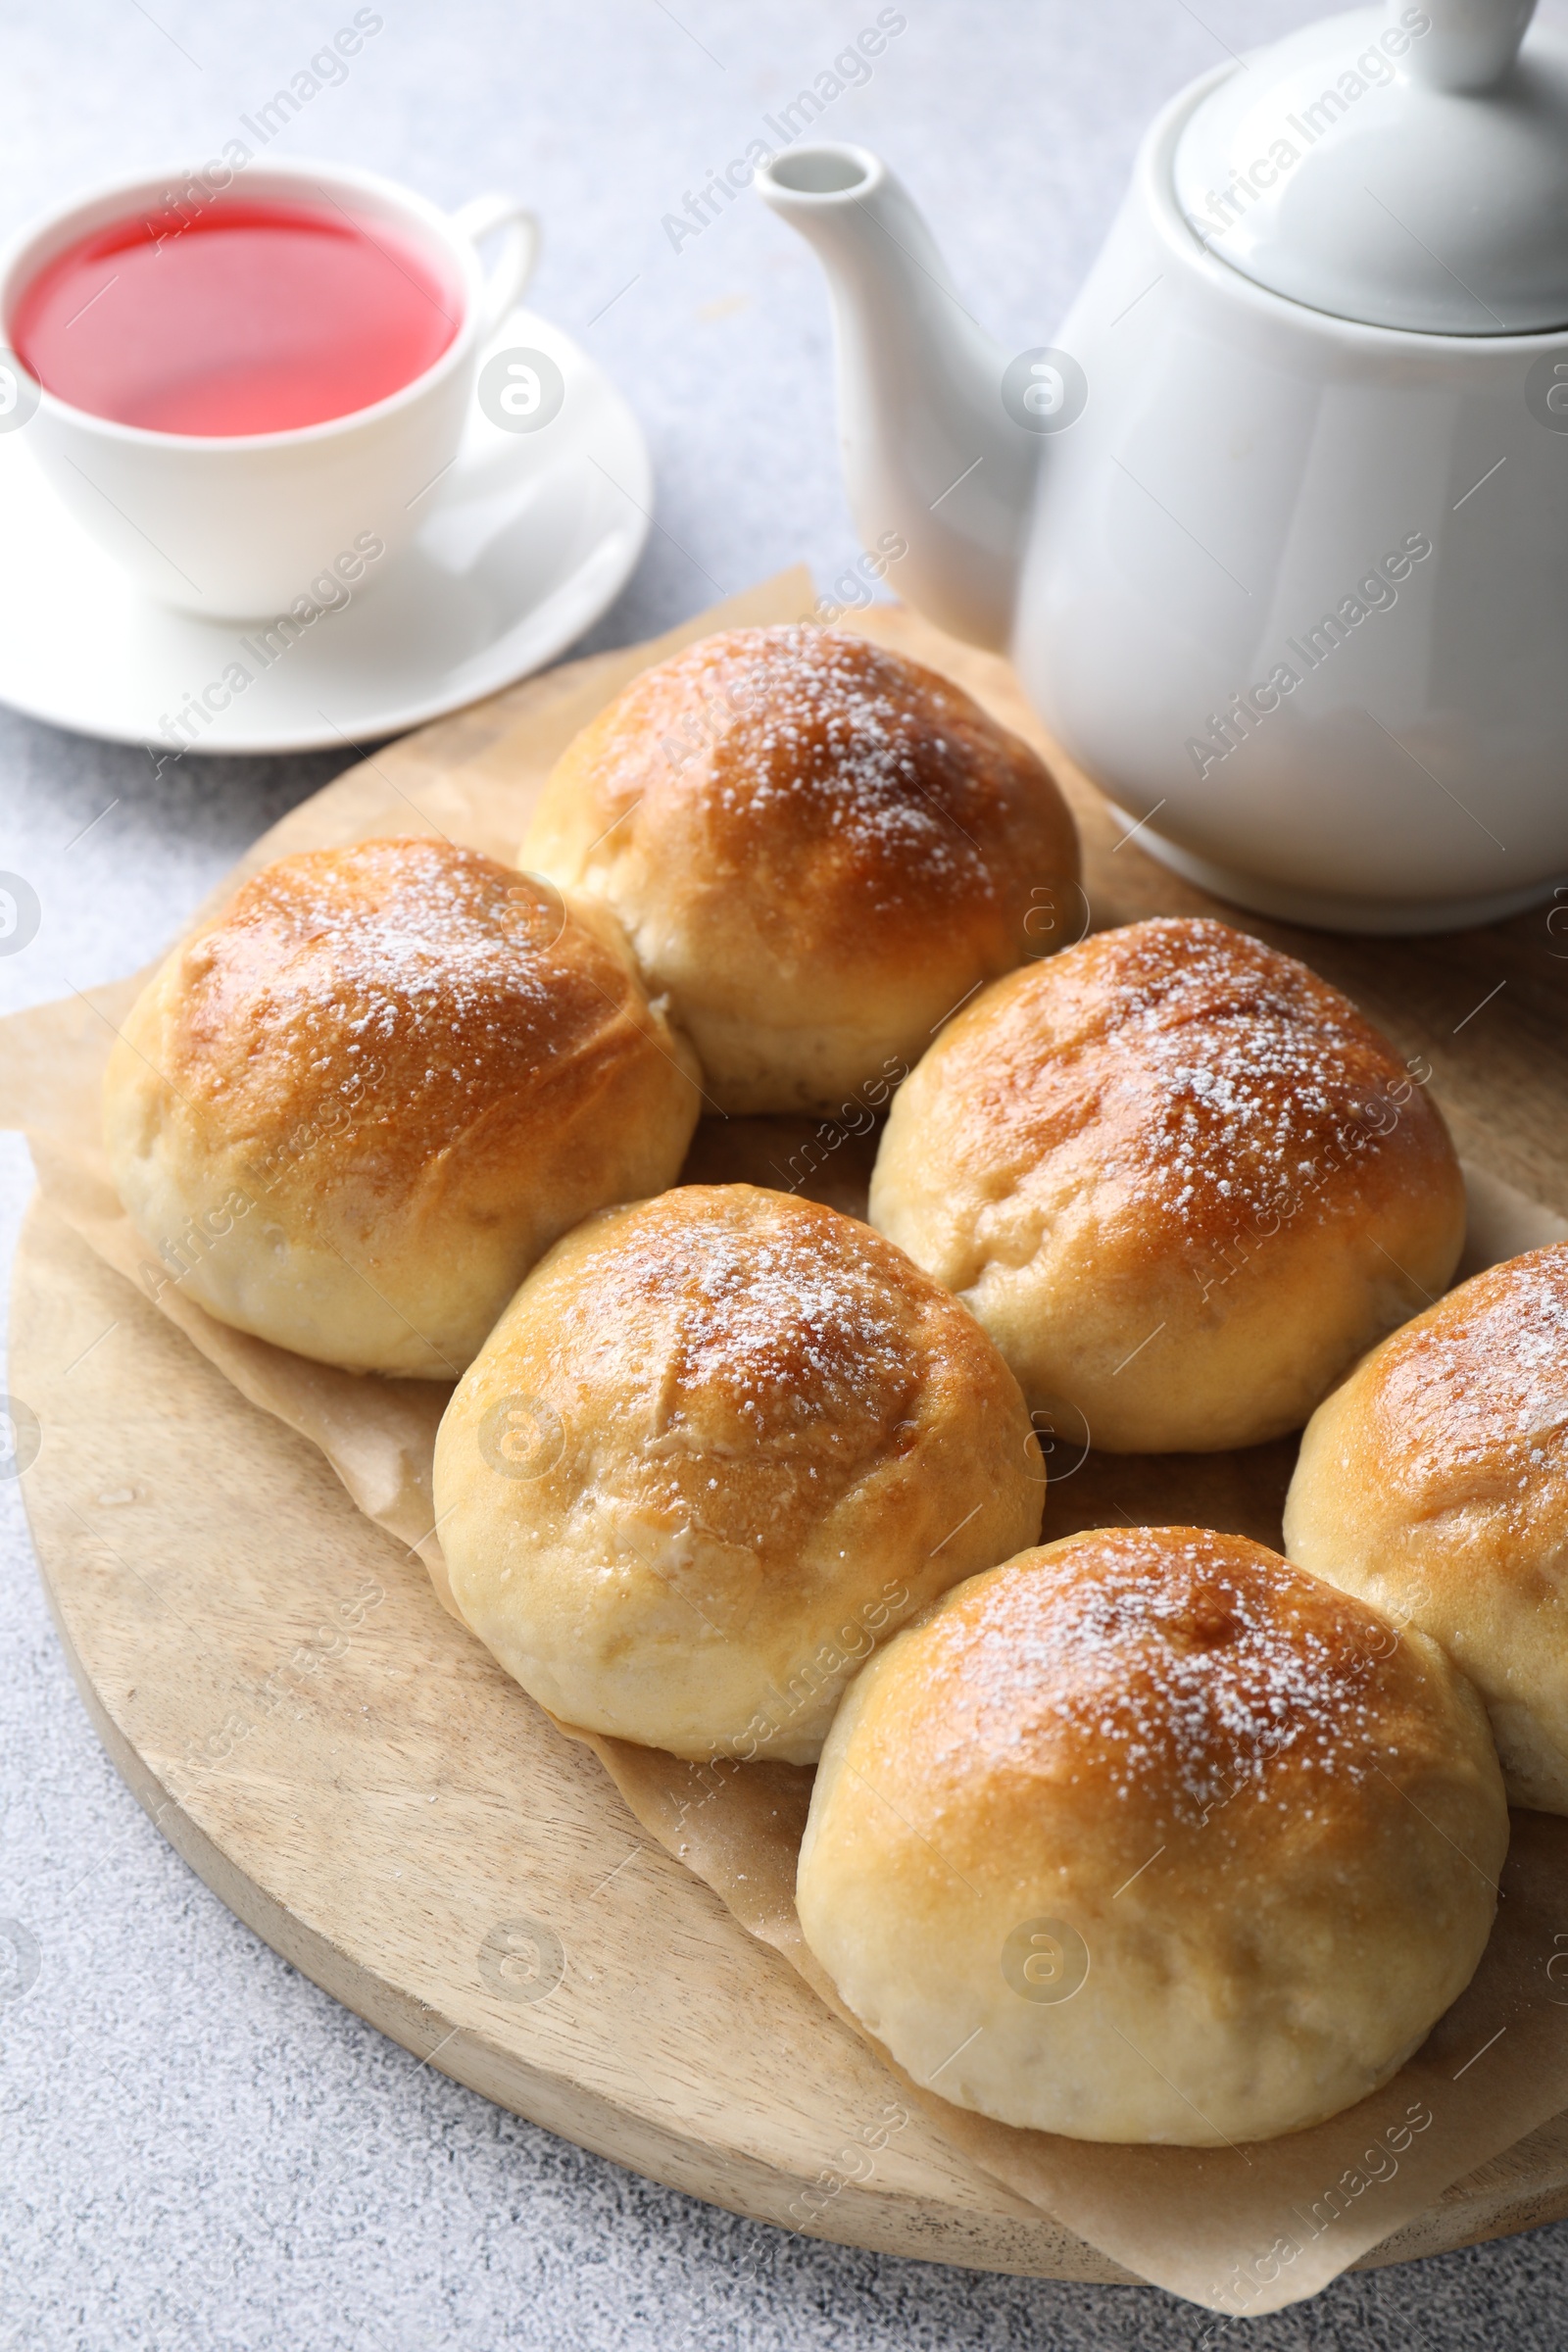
[{"left": 4, "top": 3, "right": 1568, "bottom": 2344}]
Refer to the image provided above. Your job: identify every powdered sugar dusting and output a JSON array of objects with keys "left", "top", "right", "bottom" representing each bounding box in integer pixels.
[
  {"left": 577, "top": 1191, "right": 919, "bottom": 1460},
  {"left": 183, "top": 839, "right": 622, "bottom": 1186},
  {"left": 1052, "top": 918, "right": 1412, "bottom": 1229},
  {"left": 1386, "top": 1247, "right": 1568, "bottom": 1507},
  {"left": 657, "top": 626, "right": 1031, "bottom": 913},
  {"left": 937, "top": 1529, "right": 1384, "bottom": 1831},
  {"left": 239, "top": 838, "right": 562, "bottom": 1047}
]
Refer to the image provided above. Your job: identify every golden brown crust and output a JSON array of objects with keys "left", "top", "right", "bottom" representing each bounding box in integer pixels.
[
  {"left": 1298, "top": 1243, "right": 1568, "bottom": 1519},
  {"left": 798, "top": 1526, "right": 1505, "bottom": 2142},
  {"left": 1286, "top": 1242, "right": 1568, "bottom": 1810},
  {"left": 431, "top": 1183, "right": 1043, "bottom": 1759},
  {"left": 869, "top": 916, "right": 1466, "bottom": 1449},
  {"left": 104, "top": 837, "right": 703, "bottom": 1374},
  {"left": 148, "top": 840, "right": 662, "bottom": 1216},
  {"left": 521, "top": 625, "right": 1081, "bottom": 1113},
  {"left": 850, "top": 1528, "right": 1472, "bottom": 1886}
]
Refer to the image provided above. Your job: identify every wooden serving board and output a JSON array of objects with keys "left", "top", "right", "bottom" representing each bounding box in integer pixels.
[
  {"left": 20, "top": 1201, "right": 1568, "bottom": 2281},
  {"left": 15, "top": 594, "right": 1568, "bottom": 2281}
]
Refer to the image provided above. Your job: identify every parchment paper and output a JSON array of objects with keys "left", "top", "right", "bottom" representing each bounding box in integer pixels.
[{"left": 7, "top": 566, "right": 1568, "bottom": 2317}]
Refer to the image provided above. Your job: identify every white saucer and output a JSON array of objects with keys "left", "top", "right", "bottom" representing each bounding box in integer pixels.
[{"left": 0, "top": 309, "right": 652, "bottom": 756}]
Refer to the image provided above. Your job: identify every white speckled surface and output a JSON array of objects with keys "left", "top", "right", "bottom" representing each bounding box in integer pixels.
[{"left": 6, "top": 2, "right": 1568, "bottom": 2344}]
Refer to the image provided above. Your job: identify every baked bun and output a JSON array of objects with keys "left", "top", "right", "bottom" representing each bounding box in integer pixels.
[
  {"left": 520, "top": 625, "right": 1080, "bottom": 1116},
  {"left": 1287, "top": 1242, "right": 1568, "bottom": 1812},
  {"left": 105, "top": 837, "right": 702, "bottom": 1377},
  {"left": 869, "top": 915, "right": 1465, "bottom": 1451},
  {"left": 430, "top": 1184, "right": 1042, "bottom": 1761},
  {"left": 798, "top": 1526, "right": 1505, "bottom": 2145}
]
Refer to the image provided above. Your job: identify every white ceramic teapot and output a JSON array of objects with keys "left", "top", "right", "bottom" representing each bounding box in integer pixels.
[{"left": 759, "top": 0, "right": 1568, "bottom": 933}]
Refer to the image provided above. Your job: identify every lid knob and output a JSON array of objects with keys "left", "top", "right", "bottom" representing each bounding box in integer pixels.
[{"left": 1404, "top": 0, "right": 1537, "bottom": 91}]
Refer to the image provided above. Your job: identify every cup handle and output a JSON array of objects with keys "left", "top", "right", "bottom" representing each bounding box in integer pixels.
[{"left": 451, "top": 193, "right": 540, "bottom": 336}]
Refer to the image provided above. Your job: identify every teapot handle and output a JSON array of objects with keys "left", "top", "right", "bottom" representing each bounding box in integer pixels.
[{"left": 1401, "top": 0, "right": 1536, "bottom": 90}]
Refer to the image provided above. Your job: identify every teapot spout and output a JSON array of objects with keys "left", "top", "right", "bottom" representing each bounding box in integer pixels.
[{"left": 757, "top": 145, "right": 1036, "bottom": 652}]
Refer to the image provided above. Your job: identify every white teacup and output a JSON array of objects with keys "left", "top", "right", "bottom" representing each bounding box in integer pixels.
[{"left": 0, "top": 158, "right": 537, "bottom": 619}]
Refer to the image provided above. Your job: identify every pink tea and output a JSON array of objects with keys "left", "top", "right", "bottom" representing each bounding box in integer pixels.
[{"left": 11, "top": 198, "right": 460, "bottom": 435}]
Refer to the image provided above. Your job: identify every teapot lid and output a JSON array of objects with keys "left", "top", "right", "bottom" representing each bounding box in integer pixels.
[{"left": 1172, "top": 0, "right": 1568, "bottom": 333}]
